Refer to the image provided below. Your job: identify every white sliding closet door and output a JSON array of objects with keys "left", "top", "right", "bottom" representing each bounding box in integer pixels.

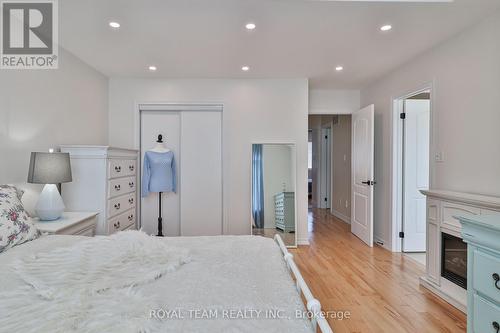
[
  {"left": 180, "top": 111, "right": 222, "bottom": 236},
  {"left": 140, "top": 108, "right": 222, "bottom": 236}
]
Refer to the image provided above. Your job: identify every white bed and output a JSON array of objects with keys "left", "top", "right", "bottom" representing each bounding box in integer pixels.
[{"left": 0, "top": 233, "right": 331, "bottom": 333}]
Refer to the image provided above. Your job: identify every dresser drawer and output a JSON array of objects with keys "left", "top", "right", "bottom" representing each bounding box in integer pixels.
[
  {"left": 122, "top": 223, "right": 137, "bottom": 231},
  {"left": 108, "top": 176, "right": 136, "bottom": 199},
  {"left": 473, "top": 249, "right": 500, "bottom": 304},
  {"left": 108, "top": 192, "right": 136, "bottom": 217},
  {"left": 108, "top": 159, "right": 136, "bottom": 179},
  {"left": 108, "top": 209, "right": 136, "bottom": 234},
  {"left": 473, "top": 294, "right": 500, "bottom": 333},
  {"left": 75, "top": 226, "right": 95, "bottom": 237}
]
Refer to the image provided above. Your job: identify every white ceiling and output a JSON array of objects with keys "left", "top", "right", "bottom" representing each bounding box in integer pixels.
[{"left": 59, "top": 0, "right": 500, "bottom": 89}]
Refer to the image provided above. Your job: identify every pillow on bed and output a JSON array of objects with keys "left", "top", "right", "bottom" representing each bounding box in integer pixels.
[{"left": 0, "top": 185, "right": 39, "bottom": 253}]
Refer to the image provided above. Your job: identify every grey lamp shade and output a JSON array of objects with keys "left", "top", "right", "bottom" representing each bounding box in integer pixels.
[{"left": 27, "top": 152, "right": 72, "bottom": 184}]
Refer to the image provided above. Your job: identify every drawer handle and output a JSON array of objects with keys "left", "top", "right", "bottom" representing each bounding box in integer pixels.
[
  {"left": 129, "top": 182, "right": 134, "bottom": 187},
  {"left": 114, "top": 221, "right": 121, "bottom": 229},
  {"left": 114, "top": 203, "right": 121, "bottom": 210},
  {"left": 128, "top": 215, "right": 134, "bottom": 221},
  {"left": 129, "top": 165, "right": 134, "bottom": 171},
  {"left": 115, "top": 166, "right": 121, "bottom": 172},
  {"left": 114, "top": 184, "right": 121, "bottom": 191},
  {"left": 493, "top": 321, "right": 499, "bottom": 333},
  {"left": 129, "top": 198, "right": 134, "bottom": 204},
  {"left": 493, "top": 273, "right": 500, "bottom": 290}
]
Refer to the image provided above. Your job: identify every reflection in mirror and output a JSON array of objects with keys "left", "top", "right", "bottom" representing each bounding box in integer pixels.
[{"left": 252, "top": 143, "right": 296, "bottom": 247}]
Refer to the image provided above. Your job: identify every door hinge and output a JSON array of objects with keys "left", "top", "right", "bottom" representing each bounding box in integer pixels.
[
  {"left": 399, "top": 231, "right": 405, "bottom": 238},
  {"left": 400, "top": 112, "right": 406, "bottom": 120}
]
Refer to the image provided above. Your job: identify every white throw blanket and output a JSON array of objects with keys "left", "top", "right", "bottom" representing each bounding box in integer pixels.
[{"left": 0, "top": 230, "right": 191, "bottom": 333}]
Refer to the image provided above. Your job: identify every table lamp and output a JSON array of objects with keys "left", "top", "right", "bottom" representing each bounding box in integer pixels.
[{"left": 27, "top": 152, "right": 72, "bottom": 221}]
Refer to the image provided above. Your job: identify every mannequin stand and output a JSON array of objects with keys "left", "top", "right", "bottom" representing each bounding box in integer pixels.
[{"left": 157, "top": 191, "right": 164, "bottom": 237}]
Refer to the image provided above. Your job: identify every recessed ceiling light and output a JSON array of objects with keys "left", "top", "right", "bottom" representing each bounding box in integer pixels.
[
  {"left": 109, "top": 21, "right": 120, "bottom": 29},
  {"left": 241, "top": 66, "right": 250, "bottom": 71},
  {"left": 148, "top": 65, "right": 157, "bottom": 71},
  {"left": 245, "top": 23, "right": 256, "bottom": 30},
  {"left": 335, "top": 66, "right": 343, "bottom": 71},
  {"left": 380, "top": 24, "right": 392, "bottom": 31}
]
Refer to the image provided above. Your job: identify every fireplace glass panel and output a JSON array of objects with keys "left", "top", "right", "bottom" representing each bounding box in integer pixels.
[{"left": 441, "top": 233, "right": 467, "bottom": 289}]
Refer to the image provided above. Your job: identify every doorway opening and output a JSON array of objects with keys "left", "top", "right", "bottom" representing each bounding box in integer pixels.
[
  {"left": 392, "top": 88, "right": 431, "bottom": 261},
  {"left": 308, "top": 115, "right": 352, "bottom": 224}
]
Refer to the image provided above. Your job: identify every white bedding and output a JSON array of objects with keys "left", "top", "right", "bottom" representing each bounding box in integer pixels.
[{"left": 0, "top": 233, "right": 313, "bottom": 333}]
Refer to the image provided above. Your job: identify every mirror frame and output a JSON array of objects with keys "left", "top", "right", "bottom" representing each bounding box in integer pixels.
[{"left": 250, "top": 142, "right": 297, "bottom": 248}]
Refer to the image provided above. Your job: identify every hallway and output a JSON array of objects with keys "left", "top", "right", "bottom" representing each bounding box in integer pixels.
[{"left": 290, "top": 209, "right": 466, "bottom": 333}]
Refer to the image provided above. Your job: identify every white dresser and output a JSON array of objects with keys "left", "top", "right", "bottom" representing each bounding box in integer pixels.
[{"left": 60, "top": 146, "right": 139, "bottom": 235}]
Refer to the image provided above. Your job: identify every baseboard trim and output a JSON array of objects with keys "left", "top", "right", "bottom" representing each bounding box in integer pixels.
[
  {"left": 374, "top": 236, "right": 392, "bottom": 251},
  {"left": 297, "top": 238, "right": 310, "bottom": 246},
  {"left": 330, "top": 209, "right": 351, "bottom": 224},
  {"left": 419, "top": 276, "right": 467, "bottom": 313}
]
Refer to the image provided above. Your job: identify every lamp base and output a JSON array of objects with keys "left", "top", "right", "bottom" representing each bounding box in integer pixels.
[{"left": 35, "top": 184, "right": 65, "bottom": 221}]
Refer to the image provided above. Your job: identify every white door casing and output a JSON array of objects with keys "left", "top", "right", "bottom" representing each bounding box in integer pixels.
[
  {"left": 351, "top": 105, "right": 375, "bottom": 247},
  {"left": 320, "top": 127, "right": 331, "bottom": 209},
  {"left": 402, "top": 100, "right": 430, "bottom": 252},
  {"left": 311, "top": 128, "right": 321, "bottom": 208}
]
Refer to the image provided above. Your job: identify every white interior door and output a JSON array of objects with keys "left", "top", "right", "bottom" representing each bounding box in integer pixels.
[
  {"left": 403, "top": 100, "right": 430, "bottom": 252},
  {"left": 351, "top": 105, "right": 375, "bottom": 247},
  {"left": 180, "top": 111, "right": 222, "bottom": 236},
  {"left": 140, "top": 111, "right": 181, "bottom": 236}
]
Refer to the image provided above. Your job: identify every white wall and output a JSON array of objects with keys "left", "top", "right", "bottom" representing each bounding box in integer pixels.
[
  {"left": 262, "top": 145, "right": 294, "bottom": 228},
  {"left": 361, "top": 11, "right": 500, "bottom": 250},
  {"left": 0, "top": 48, "right": 109, "bottom": 213},
  {"left": 309, "top": 89, "right": 360, "bottom": 115},
  {"left": 108, "top": 79, "right": 309, "bottom": 243}
]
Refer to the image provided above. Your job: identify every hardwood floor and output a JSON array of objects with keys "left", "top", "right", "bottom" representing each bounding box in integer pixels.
[{"left": 290, "top": 209, "right": 466, "bottom": 333}]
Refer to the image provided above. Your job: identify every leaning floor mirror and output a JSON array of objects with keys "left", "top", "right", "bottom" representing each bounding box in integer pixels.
[{"left": 251, "top": 143, "right": 297, "bottom": 247}]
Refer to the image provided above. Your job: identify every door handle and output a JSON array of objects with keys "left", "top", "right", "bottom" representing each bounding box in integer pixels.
[
  {"left": 492, "top": 273, "right": 500, "bottom": 290},
  {"left": 362, "top": 180, "right": 376, "bottom": 186}
]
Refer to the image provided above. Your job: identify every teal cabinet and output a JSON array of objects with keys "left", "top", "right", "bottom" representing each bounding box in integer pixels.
[
  {"left": 459, "top": 215, "right": 500, "bottom": 333},
  {"left": 274, "top": 192, "right": 295, "bottom": 232}
]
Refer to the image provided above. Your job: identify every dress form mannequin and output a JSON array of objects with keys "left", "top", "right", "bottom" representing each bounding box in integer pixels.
[
  {"left": 152, "top": 134, "right": 168, "bottom": 236},
  {"left": 150, "top": 135, "right": 170, "bottom": 153},
  {"left": 142, "top": 134, "right": 176, "bottom": 237}
]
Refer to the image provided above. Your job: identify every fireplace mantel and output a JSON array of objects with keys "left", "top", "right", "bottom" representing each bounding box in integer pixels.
[
  {"left": 421, "top": 190, "right": 500, "bottom": 211},
  {"left": 420, "top": 189, "right": 500, "bottom": 313}
]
